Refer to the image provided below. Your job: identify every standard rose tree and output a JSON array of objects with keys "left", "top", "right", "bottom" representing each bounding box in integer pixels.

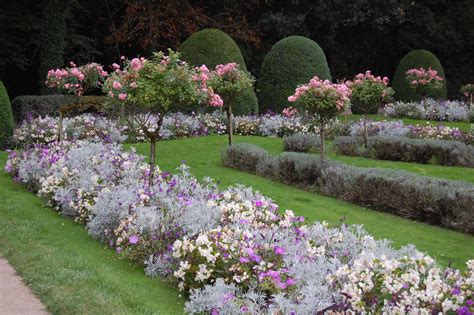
[
  {"left": 104, "top": 50, "right": 209, "bottom": 187},
  {"left": 195, "top": 63, "right": 254, "bottom": 146},
  {"left": 460, "top": 84, "right": 474, "bottom": 108},
  {"left": 405, "top": 67, "right": 444, "bottom": 99},
  {"left": 347, "top": 71, "right": 394, "bottom": 148},
  {"left": 45, "top": 62, "right": 108, "bottom": 141},
  {"left": 288, "top": 77, "right": 350, "bottom": 160}
]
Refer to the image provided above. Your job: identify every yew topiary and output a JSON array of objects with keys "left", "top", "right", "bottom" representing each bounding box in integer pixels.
[
  {"left": 392, "top": 50, "right": 447, "bottom": 101},
  {"left": 257, "top": 36, "right": 331, "bottom": 113},
  {"left": 178, "top": 29, "right": 258, "bottom": 115}
]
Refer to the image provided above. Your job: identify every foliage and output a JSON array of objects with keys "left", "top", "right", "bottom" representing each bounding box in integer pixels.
[
  {"left": 11, "top": 95, "right": 109, "bottom": 122},
  {"left": 460, "top": 84, "right": 474, "bottom": 99},
  {"left": 258, "top": 36, "right": 331, "bottom": 113},
  {"left": 283, "top": 133, "right": 319, "bottom": 152},
  {"left": 348, "top": 70, "right": 393, "bottom": 115},
  {"left": 0, "top": 82, "right": 15, "bottom": 149},
  {"left": 45, "top": 62, "right": 108, "bottom": 96},
  {"left": 222, "top": 144, "right": 474, "bottom": 233},
  {"left": 392, "top": 50, "right": 447, "bottom": 101},
  {"left": 405, "top": 67, "right": 444, "bottom": 98},
  {"left": 178, "top": 29, "right": 258, "bottom": 115},
  {"left": 334, "top": 136, "right": 474, "bottom": 167}
]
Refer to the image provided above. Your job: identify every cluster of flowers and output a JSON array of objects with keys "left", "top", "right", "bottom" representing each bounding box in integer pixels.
[
  {"left": 45, "top": 62, "right": 108, "bottom": 96},
  {"left": 405, "top": 67, "right": 444, "bottom": 88},
  {"left": 384, "top": 98, "right": 473, "bottom": 122},
  {"left": 350, "top": 119, "right": 474, "bottom": 144},
  {"left": 104, "top": 57, "right": 146, "bottom": 101},
  {"left": 5, "top": 141, "right": 474, "bottom": 313},
  {"left": 288, "top": 77, "right": 351, "bottom": 111},
  {"left": 11, "top": 114, "right": 126, "bottom": 148}
]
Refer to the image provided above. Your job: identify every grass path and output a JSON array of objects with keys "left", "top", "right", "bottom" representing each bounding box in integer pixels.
[
  {"left": 127, "top": 135, "right": 474, "bottom": 269},
  {"left": 0, "top": 154, "right": 184, "bottom": 315}
]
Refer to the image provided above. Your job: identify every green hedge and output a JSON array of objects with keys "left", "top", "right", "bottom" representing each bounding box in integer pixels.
[
  {"left": 0, "top": 82, "right": 14, "bottom": 149},
  {"left": 178, "top": 28, "right": 258, "bottom": 115},
  {"left": 257, "top": 36, "right": 331, "bottom": 113},
  {"left": 392, "top": 49, "right": 447, "bottom": 101}
]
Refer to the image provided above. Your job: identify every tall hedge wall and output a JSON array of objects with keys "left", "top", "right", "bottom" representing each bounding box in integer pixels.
[
  {"left": 257, "top": 36, "right": 331, "bottom": 113},
  {"left": 392, "top": 49, "right": 447, "bottom": 102},
  {"left": 178, "top": 28, "right": 258, "bottom": 115}
]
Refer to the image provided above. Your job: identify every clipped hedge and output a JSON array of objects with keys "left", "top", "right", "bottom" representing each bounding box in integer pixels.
[
  {"left": 222, "top": 143, "right": 474, "bottom": 233},
  {"left": 333, "top": 136, "right": 474, "bottom": 167},
  {"left": 178, "top": 28, "right": 258, "bottom": 115},
  {"left": 257, "top": 36, "right": 331, "bottom": 113},
  {"left": 392, "top": 50, "right": 447, "bottom": 102},
  {"left": 0, "top": 82, "right": 15, "bottom": 148},
  {"left": 283, "top": 133, "right": 320, "bottom": 152},
  {"left": 12, "top": 95, "right": 110, "bottom": 122}
]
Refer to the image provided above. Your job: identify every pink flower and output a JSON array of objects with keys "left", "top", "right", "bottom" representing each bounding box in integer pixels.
[
  {"left": 209, "top": 93, "right": 223, "bottom": 107},
  {"left": 112, "top": 81, "right": 122, "bottom": 90},
  {"left": 130, "top": 82, "right": 137, "bottom": 89},
  {"left": 118, "top": 93, "right": 127, "bottom": 101}
]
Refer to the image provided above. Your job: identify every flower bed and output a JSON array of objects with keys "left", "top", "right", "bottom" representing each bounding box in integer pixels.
[
  {"left": 6, "top": 138, "right": 474, "bottom": 313},
  {"left": 350, "top": 119, "right": 474, "bottom": 145},
  {"left": 384, "top": 98, "right": 473, "bottom": 122},
  {"left": 222, "top": 143, "right": 474, "bottom": 234}
]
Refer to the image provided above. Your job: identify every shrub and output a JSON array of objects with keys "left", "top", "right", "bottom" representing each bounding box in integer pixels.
[
  {"left": 392, "top": 50, "right": 447, "bottom": 101},
  {"left": 11, "top": 95, "right": 110, "bottom": 122},
  {"left": 178, "top": 28, "right": 258, "bottom": 115},
  {"left": 334, "top": 136, "right": 474, "bottom": 167},
  {"left": 0, "top": 82, "right": 14, "bottom": 148},
  {"left": 283, "top": 133, "right": 319, "bottom": 152},
  {"left": 221, "top": 143, "right": 269, "bottom": 173},
  {"left": 258, "top": 36, "right": 331, "bottom": 113},
  {"left": 222, "top": 144, "right": 474, "bottom": 233},
  {"left": 348, "top": 71, "right": 393, "bottom": 115}
]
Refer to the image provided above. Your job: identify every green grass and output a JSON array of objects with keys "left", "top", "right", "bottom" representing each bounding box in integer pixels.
[
  {"left": 0, "top": 134, "right": 473, "bottom": 313},
  {"left": 126, "top": 136, "right": 474, "bottom": 269},
  {"left": 0, "top": 153, "right": 184, "bottom": 314},
  {"left": 342, "top": 114, "right": 473, "bottom": 132}
]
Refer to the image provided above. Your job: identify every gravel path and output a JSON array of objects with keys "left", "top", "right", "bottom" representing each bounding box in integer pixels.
[{"left": 0, "top": 257, "right": 48, "bottom": 314}]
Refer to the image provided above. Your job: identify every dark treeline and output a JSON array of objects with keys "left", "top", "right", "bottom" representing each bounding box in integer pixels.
[{"left": 0, "top": 0, "right": 472, "bottom": 99}]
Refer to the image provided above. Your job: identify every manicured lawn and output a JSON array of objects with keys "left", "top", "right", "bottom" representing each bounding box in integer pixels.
[
  {"left": 127, "top": 135, "right": 474, "bottom": 269},
  {"left": 343, "top": 114, "right": 473, "bottom": 132},
  {"left": 0, "top": 154, "right": 184, "bottom": 314}
]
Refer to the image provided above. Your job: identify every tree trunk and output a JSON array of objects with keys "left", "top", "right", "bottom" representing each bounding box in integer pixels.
[
  {"left": 319, "top": 124, "right": 325, "bottom": 161},
  {"left": 143, "top": 114, "right": 164, "bottom": 188},
  {"left": 148, "top": 135, "right": 156, "bottom": 188},
  {"left": 58, "top": 111, "right": 64, "bottom": 142},
  {"left": 363, "top": 113, "right": 369, "bottom": 149},
  {"left": 226, "top": 105, "right": 233, "bottom": 146}
]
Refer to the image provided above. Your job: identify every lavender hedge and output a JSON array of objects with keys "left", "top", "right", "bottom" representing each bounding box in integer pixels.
[
  {"left": 222, "top": 143, "right": 474, "bottom": 234},
  {"left": 334, "top": 136, "right": 474, "bottom": 167}
]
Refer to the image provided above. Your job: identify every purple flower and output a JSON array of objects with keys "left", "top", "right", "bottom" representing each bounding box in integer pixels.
[
  {"left": 452, "top": 287, "right": 461, "bottom": 295},
  {"left": 129, "top": 235, "right": 139, "bottom": 244},
  {"left": 274, "top": 246, "right": 285, "bottom": 255},
  {"left": 239, "top": 257, "right": 250, "bottom": 263},
  {"left": 116, "top": 247, "right": 122, "bottom": 253},
  {"left": 255, "top": 200, "right": 263, "bottom": 207}
]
